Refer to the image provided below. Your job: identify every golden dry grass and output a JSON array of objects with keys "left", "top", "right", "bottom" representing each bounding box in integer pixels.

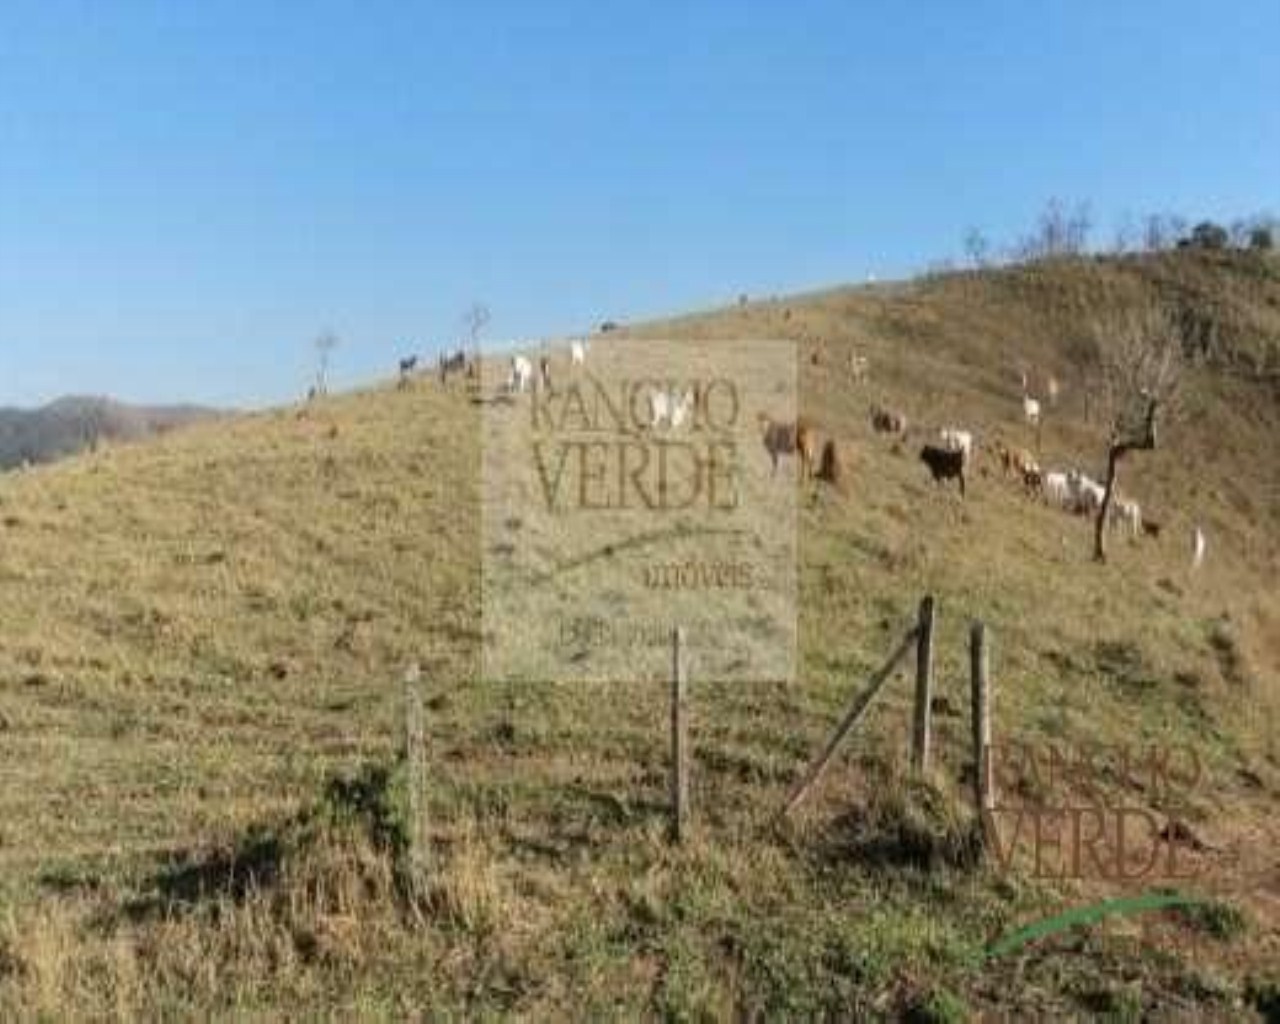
[{"left": 0, "top": 250, "right": 1278, "bottom": 1018}]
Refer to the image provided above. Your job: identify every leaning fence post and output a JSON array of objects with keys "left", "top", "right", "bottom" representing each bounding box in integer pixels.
[
  {"left": 777, "top": 624, "right": 919, "bottom": 821},
  {"left": 970, "top": 623, "right": 995, "bottom": 824},
  {"left": 404, "top": 663, "right": 429, "bottom": 911},
  {"left": 911, "top": 595, "right": 936, "bottom": 772},
  {"left": 670, "top": 627, "right": 689, "bottom": 843}
]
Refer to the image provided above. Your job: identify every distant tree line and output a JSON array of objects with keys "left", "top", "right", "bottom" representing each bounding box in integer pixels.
[{"left": 954, "top": 201, "right": 1275, "bottom": 272}]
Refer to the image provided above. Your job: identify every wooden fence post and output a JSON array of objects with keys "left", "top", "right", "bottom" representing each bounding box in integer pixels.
[
  {"left": 911, "top": 595, "right": 936, "bottom": 772},
  {"left": 970, "top": 623, "right": 995, "bottom": 824},
  {"left": 404, "top": 663, "right": 429, "bottom": 911},
  {"left": 670, "top": 627, "right": 688, "bottom": 843},
  {"left": 777, "top": 625, "right": 919, "bottom": 821}
]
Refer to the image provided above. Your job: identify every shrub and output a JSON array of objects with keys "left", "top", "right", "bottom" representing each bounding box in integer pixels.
[{"left": 1182, "top": 221, "right": 1229, "bottom": 250}]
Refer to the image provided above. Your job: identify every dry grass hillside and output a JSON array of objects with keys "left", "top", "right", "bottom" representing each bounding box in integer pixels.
[{"left": 1, "top": 250, "right": 1278, "bottom": 1019}]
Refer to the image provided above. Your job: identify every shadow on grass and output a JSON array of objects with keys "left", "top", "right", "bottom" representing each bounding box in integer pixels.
[
  {"left": 813, "top": 775, "right": 984, "bottom": 874},
  {"left": 508, "top": 782, "right": 667, "bottom": 862},
  {"left": 118, "top": 761, "right": 409, "bottom": 924}
]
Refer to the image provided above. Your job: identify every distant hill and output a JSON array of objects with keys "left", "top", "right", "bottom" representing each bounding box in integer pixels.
[{"left": 0, "top": 395, "right": 219, "bottom": 470}]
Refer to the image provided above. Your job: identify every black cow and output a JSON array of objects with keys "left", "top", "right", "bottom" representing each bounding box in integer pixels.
[
  {"left": 438, "top": 348, "right": 467, "bottom": 384},
  {"left": 920, "top": 445, "right": 966, "bottom": 497}
]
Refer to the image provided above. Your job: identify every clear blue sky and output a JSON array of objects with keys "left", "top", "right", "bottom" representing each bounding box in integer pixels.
[{"left": 2, "top": 1, "right": 1276, "bottom": 408}]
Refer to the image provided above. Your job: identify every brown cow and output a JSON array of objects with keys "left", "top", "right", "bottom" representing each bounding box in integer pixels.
[
  {"left": 817, "top": 438, "right": 846, "bottom": 487},
  {"left": 994, "top": 440, "right": 1038, "bottom": 480},
  {"left": 759, "top": 413, "right": 817, "bottom": 481},
  {"left": 870, "top": 405, "right": 908, "bottom": 435}
]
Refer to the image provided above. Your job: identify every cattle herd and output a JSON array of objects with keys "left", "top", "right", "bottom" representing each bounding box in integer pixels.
[
  {"left": 883, "top": 371, "right": 1157, "bottom": 541},
  {"left": 864, "top": 362, "right": 1203, "bottom": 562},
  {"left": 391, "top": 338, "right": 1207, "bottom": 566}
]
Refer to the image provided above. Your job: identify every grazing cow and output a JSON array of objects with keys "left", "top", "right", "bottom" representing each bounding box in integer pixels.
[
  {"left": 1081, "top": 483, "right": 1104, "bottom": 515},
  {"left": 1022, "top": 464, "right": 1043, "bottom": 495},
  {"left": 1066, "top": 470, "right": 1105, "bottom": 515},
  {"left": 570, "top": 340, "right": 588, "bottom": 367},
  {"left": 998, "top": 443, "right": 1038, "bottom": 480},
  {"left": 1191, "top": 525, "right": 1207, "bottom": 570},
  {"left": 920, "top": 445, "right": 966, "bottom": 496},
  {"left": 795, "top": 421, "right": 818, "bottom": 481},
  {"left": 759, "top": 413, "right": 817, "bottom": 480},
  {"left": 649, "top": 386, "right": 694, "bottom": 430},
  {"left": 1112, "top": 497, "right": 1142, "bottom": 538},
  {"left": 1023, "top": 395, "right": 1041, "bottom": 427},
  {"left": 508, "top": 355, "right": 534, "bottom": 394},
  {"left": 1046, "top": 375, "right": 1061, "bottom": 406},
  {"left": 991, "top": 439, "right": 1011, "bottom": 474},
  {"left": 439, "top": 348, "right": 467, "bottom": 384},
  {"left": 817, "top": 438, "right": 845, "bottom": 486},
  {"left": 870, "top": 405, "right": 908, "bottom": 435},
  {"left": 938, "top": 427, "right": 973, "bottom": 464},
  {"left": 1043, "top": 470, "right": 1071, "bottom": 508}
]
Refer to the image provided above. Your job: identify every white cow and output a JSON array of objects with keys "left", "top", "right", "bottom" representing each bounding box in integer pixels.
[
  {"left": 938, "top": 428, "right": 974, "bottom": 464},
  {"left": 1191, "top": 525, "right": 1207, "bottom": 570},
  {"left": 1023, "top": 395, "right": 1041, "bottom": 427},
  {"left": 648, "top": 386, "right": 694, "bottom": 430},
  {"left": 1043, "top": 470, "right": 1071, "bottom": 509},
  {"left": 1112, "top": 497, "right": 1142, "bottom": 538},
  {"left": 1066, "top": 470, "right": 1105, "bottom": 515},
  {"left": 1080, "top": 481, "right": 1105, "bottom": 515},
  {"left": 570, "top": 340, "right": 589, "bottom": 367},
  {"left": 508, "top": 355, "right": 534, "bottom": 394}
]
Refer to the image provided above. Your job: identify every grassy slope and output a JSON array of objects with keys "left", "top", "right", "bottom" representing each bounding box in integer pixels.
[{"left": 1, "top": 251, "right": 1278, "bottom": 1019}]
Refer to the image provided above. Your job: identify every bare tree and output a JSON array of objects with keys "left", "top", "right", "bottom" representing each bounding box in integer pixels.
[
  {"left": 1140, "top": 214, "right": 1168, "bottom": 252},
  {"left": 1111, "top": 212, "right": 1138, "bottom": 254},
  {"left": 1091, "top": 306, "right": 1184, "bottom": 563},
  {"left": 1063, "top": 331, "right": 1103, "bottom": 423},
  {"left": 461, "top": 302, "right": 490, "bottom": 356},
  {"left": 1065, "top": 202, "right": 1092, "bottom": 254},
  {"left": 963, "top": 227, "right": 991, "bottom": 268},
  {"left": 1015, "top": 199, "right": 1093, "bottom": 261},
  {"left": 1140, "top": 212, "right": 1187, "bottom": 253},
  {"left": 1228, "top": 218, "right": 1253, "bottom": 249},
  {"left": 314, "top": 331, "right": 339, "bottom": 396}
]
